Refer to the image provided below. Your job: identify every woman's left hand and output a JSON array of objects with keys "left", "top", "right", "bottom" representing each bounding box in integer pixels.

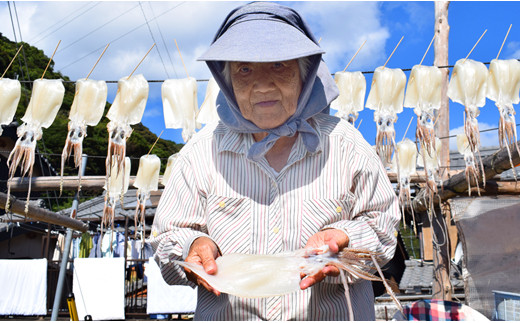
[{"left": 300, "top": 229, "right": 349, "bottom": 290}]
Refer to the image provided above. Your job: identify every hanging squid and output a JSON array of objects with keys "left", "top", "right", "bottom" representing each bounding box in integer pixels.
[
  {"left": 6, "top": 79, "right": 65, "bottom": 213},
  {"left": 61, "top": 78, "right": 107, "bottom": 194},
  {"left": 330, "top": 71, "right": 366, "bottom": 125},
  {"left": 391, "top": 138, "right": 418, "bottom": 234},
  {"left": 105, "top": 74, "right": 148, "bottom": 193},
  {"left": 417, "top": 137, "right": 442, "bottom": 203},
  {"left": 133, "top": 154, "right": 160, "bottom": 239},
  {"left": 366, "top": 66, "right": 406, "bottom": 166},
  {"left": 196, "top": 77, "right": 221, "bottom": 125},
  {"left": 103, "top": 156, "right": 131, "bottom": 234},
  {"left": 404, "top": 64, "right": 442, "bottom": 156},
  {"left": 0, "top": 78, "right": 21, "bottom": 136},
  {"left": 487, "top": 58, "right": 520, "bottom": 179},
  {"left": 162, "top": 77, "right": 200, "bottom": 143},
  {"left": 161, "top": 153, "right": 178, "bottom": 187},
  {"left": 448, "top": 58, "right": 488, "bottom": 187},
  {"left": 457, "top": 133, "right": 480, "bottom": 196}
]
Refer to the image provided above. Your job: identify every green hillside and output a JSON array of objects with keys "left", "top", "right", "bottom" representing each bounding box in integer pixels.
[{"left": 0, "top": 33, "right": 183, "bottom": 179}]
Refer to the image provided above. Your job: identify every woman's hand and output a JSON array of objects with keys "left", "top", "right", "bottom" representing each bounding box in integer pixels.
[
  {"left": 184, "top": 236, "right": 221, "bottom": 296},
  {"left": 300, "top": 229, "right": 349, "bottom": 290}
]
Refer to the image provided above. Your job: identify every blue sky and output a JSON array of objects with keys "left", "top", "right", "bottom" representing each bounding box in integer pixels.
[{"left": 2, "top": 1, "right": 520, "bottom": 154}]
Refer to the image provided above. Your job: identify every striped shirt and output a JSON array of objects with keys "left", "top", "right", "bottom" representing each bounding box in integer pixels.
[{"left": 149, "top": 114, "right": 400, "bottom": 320}]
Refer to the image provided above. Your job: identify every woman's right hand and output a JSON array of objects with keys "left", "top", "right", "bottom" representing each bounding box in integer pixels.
[{"left": 184, "top": 236, "right": 221, "bottom": 296}]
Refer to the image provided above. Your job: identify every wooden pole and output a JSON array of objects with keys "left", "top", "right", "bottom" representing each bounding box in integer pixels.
[
  {"left": 0, "top": 192, "right": 88, "bottom": 232},
  {"left": 433, "top": 0, "right": 452, "bottom": 301}
]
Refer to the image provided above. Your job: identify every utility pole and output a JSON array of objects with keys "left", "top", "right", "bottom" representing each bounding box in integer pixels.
[{"left": 433, "top": 0, "right": 452, "bottom": 300}]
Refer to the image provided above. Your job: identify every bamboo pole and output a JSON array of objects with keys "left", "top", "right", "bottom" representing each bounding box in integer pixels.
[
  {"left": 41, "top": 40, "right": 61, "bottom": 80},
  {"left": 343, "top": 40, "right": 366, "bottom": 71},
  {"left": 497, "top": 24, "right": 512, "bottom": 60},
  {"left": 1, "top": 45, "right": 23, "bottom": 79},
  {"left": 174, "top": 39, "right": 189, "bottom": 78},
  {"left": 86, "top": 43, "right": 110, "bottom": 80},
  {"left": 128, "top": 43, "right": 155, "bottom": 79},
  {"left": 383, "top": 36, "right": 404, "bottom": 68},
  {"left": 0, "top": 192, "right": 88, "bottom": 232},
  {"left": 463, "top": 29, "right": 487, "bottom": 63}
]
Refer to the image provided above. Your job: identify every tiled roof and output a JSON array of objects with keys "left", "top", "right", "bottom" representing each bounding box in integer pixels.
[{"left": 399, "top": 259, "right": 464, "bottom": 295}]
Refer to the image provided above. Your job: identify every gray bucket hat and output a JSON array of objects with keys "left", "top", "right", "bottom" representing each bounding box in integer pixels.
[{"left": 198, "top": 2, "right": 325, "bottom": 62}]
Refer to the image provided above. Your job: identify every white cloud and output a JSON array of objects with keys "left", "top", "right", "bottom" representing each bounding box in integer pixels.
[{"left": 290, "top": 2, "right": 389, "bottom": 72}]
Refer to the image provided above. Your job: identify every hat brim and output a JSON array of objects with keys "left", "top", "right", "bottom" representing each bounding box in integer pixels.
[{"left": 198, "top": 18, "right": 324, "bottom": 62}]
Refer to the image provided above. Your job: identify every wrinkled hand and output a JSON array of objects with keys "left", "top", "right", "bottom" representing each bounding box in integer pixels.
[
  {"left": 184, "top": 237, "right": 221, "bottom": 296},
  {"left": 300, "top": 229, "right": 349, "bottom": 290}
]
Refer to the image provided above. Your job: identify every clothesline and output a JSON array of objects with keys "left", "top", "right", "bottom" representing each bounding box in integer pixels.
[{"left": 16, "top": 59, "right": 520, "bottom": 84}]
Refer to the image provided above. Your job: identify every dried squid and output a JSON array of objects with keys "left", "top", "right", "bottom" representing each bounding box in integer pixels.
[
  {"left": 174, "top": 245, "right": 402, "bottom": 320},
  {"left": 161, "top": 153, "right": 178, "bottom": 186},
  {"left": 457, "top": 133, "right": 480, "bottom": 196},
  {"left": 404, "top": 65, "right": 442, "bottom": 156},
  {"left": 366, "top": 66, "right": 406, "bottom": 165},
  {"left": 417, "top": 137, "right": 442, "bottom": 203},
  {"left": 487, "top": 58, "right": 520, "bottom": 179},
  {"left": 196, "top": 77, "right": 220, "bottom": 125},
  {"left": 391, "top": 138, "right": 418, "bottom": 233},
  {"left": 0, "top": 78, "right": 21, "bottom": 135},
  {"left": 133, "top": 154, "right": 160, "bottom": 239},
  {"left": 105, "top": 74, "right": 148, "bottom": 194},
  {"left": 6, "top": 79, "right": 65, "bottom": 213},
  {"left": 330, "top": 71, "right": 366, "bottom": 124},
  {"left": 447, "top": 59, "right": 488, "bottom": 187},
  {"left": 103, "top": 156, "right": 130, "bottom": 235},
  {"left": 61, "top": 78, "right": 107, "bottom": 194},
  {"left": 162, "top": 77, "right": 200, "bottom": 142}
]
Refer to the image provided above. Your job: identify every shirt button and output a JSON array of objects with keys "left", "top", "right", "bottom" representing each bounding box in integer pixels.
[
  {"left": 273, "top": 227, "right": 280, "bottom": 234},
  {"left": 152, "top": 230, "right": 158, "bottom": 237},
  {"left": 336, "top": 206, "right": 343, "bottom": 213},
  {"left": 219, "top": 201, "right": 226, "bottom": 208}
]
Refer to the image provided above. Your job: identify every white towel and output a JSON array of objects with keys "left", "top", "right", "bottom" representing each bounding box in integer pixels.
[
  {"left": 145, "top": 258, "right": 197, "bottom": 314},
  {"left": 73, "top": 257, "right": 125, "bottom": 320},
  {"left": 0, "top": 259, "right": 47, "bottom": 315}
]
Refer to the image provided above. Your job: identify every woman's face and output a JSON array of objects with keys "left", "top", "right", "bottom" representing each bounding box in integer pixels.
[{"left": 230, "top": 60, "right": 303, "bottom": 129}]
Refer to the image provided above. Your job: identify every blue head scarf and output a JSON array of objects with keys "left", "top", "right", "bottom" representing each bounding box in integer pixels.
[{"left": 198, "top": 2, "right": 339, "bottom": 161}]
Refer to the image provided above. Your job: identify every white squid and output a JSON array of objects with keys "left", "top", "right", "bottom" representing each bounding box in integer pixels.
[
  {"left": 366, "top": 66, "right": 407, "bottom": 165},
  {"left": 330, "top": 71, "right": 366, "bottom": 124},
  {"left": 457, "top": 133, "right": 480, "bottom": 196},
  {"left": 162, "top": 77, "right": 200, "bottom": 143},
  {"left": 103, "top": 156, "right": 130, "bottom": 235},
  {"left": 174, "top": 245, "right": 402, "bottom": 320},
  {"left": 161, "top": 153, "right": 178, "bottom": 187},
  {"left": 391, "top": 138, "right": 418, "bottom": 234},
  {"left": 6, "top": 79, "right": 65, "bottom": 213},
  {"left": 487, "top": 58, "right": 520, "bottom": 178},
  {"left": 404, "top": 64, "right": 442, "bottom": 156},
  {"left": 0, "top": 78, "right": 21, "bottom": 136},
  {"left": 105, "top": 74, "right": 148, "bottom": 194},
  {"left": 196, "top": 77, "right": 220, "bottom": 125},
  {"left": 133, "top": 154, "right": 160, "bottom": 239},
  {"left": 447, "top": 58, "right": 488, "bottom": 187},
  {"left": 61, "top": 78, "right": 107, "bottom": 194}
]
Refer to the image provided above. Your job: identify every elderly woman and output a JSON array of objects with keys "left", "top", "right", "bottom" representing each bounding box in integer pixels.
[{"left": 150, "top": 2, "right": 400, "bottom": 321}]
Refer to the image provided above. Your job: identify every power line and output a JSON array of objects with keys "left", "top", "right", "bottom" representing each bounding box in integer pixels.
[
  {"left": 138, "top": 1, "right": 170, "bottom": 78},
  {"left": 59, "top": 2, "right": 185, "bottom": 73},
  {"left": 56, "top": 3, "right": 140, "bottom": 55},
  {"left": 28, "top": 2, "right": 94, "bottom": 44},
  {"left": 31, "top": 2, "right": 101, "bottom": 45},
  {"left": 148, "top": 2, "right": 179, "bottom": 79}
]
